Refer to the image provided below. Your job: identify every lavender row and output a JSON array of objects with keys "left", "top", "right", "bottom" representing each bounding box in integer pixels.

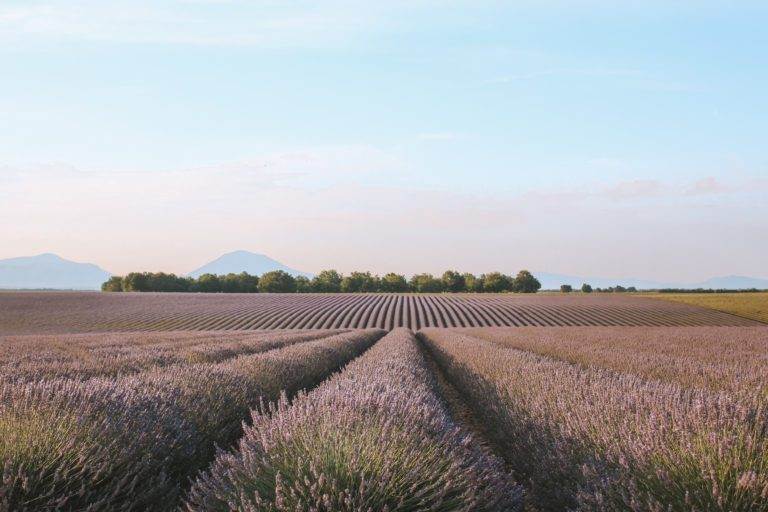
[
  {"left": 1, "top": 329, "right": 383, "bottom": 511},
  {"left": 464, "top": 326, "right": 768, "bottom": 396},
  {"left": 186, "top": 329, "right": 523, "bottom": 511},
  {"left": 420, "top": 329, "right": 768, "bottom": 511},
  {"left": 0, "top": 330, "right": 344, "bottom": 382}
]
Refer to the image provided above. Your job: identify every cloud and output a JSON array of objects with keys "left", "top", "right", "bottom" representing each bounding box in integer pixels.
[
  {"left": 601, "top": 179, "right": 664, "bottom": 200},
  {"left": 684, "top": 176, "right": 732, "bottom": 195},
  {"left": 0, "top": 0, "right": 425, "bottom": 47},
  {"left": 417, "top": 132, "right": 463, "bottom": 141}
]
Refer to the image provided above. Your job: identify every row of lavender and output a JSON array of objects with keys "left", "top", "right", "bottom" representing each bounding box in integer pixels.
[
  {"left": 421, "top": 328, "right": 768, "bottom": 511},
  {"left": 0, "top": 330, "right": 345, "bottom": 381},
  {"left": 1, "top": 329, "right": 383, "bottom": 511},
  {"left": 185, "top": 328, "right": 524, "bottom": 511}
]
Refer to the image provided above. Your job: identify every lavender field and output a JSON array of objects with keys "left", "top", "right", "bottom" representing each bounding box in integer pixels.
[{"left": 1, "top": 297, "right": 767, "bottom": 511}]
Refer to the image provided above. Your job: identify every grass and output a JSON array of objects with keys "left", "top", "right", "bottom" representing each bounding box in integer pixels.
[{"left": 647, "top": 292, "right": 768, "bottom": 324}]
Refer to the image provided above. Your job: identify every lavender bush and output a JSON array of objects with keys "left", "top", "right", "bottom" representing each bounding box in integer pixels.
[
  {"left": 0, "top": 329, "right": 382, "bottom": 511},
  {"left": 186, "top": 329, "right": 523, "bottom": 512},
  {"left": 0, "top": 330, "right": 343, "bottom": 382},
  {"left": 420, "top": 329, "right": 768, "bottom": 512}
]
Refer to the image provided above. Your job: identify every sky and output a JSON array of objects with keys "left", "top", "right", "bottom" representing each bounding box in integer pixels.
[{"left": 1, "top": 0, "right": 767, "bottom": 281}]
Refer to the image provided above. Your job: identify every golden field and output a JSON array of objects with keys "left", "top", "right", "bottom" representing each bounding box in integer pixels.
[{"left": 648, "top": 292, "right": 768, "bottom": 324}]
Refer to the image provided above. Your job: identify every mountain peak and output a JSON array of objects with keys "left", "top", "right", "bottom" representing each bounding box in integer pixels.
[{"left": 188, "top": 251, "right": 312, "bottom": 279}]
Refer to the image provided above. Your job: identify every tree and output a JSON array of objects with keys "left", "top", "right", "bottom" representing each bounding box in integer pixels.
[
  {"left": 513, "top": 270, "right": 541, "bottom": 293},
  {"left": 311, "top": 270, "right": 342, "bottom": 293},
  {"left": 560, "top": 284, "right": 573, "bottom": 293},
  {"left": 121, "top": 272, "right": 151, "bottom": 292},
  {"left": 441, "top": 270, "right": 466, "bottom": 293},
  {"left": 463, "top": 273, "right": 483, "bottom": 293},
  {"left": 295, "top": 275, "right": 312, "bottom": 293},
  {"left": 258, "top": 270, "right": 297, "bottom": 293},
  {"left": 101, "top": 276, "right": 123, "bottom": 292},
  {"left": 482, "top": 272, "right": 514, "bottom": 293},
  {"left": 380, "top": 273, "right": 409, "bottom": 292},
  {"left": 341, "top": 271, "right": 380, "bottom": 293},
  {"left": 195, "top": 273, "right": 222, "bottom": 293},
  {"left": 409, "top": 273, "right": 444, "bottom": 293},
  {"left": 581, "top": 283, "right": 593, "bottom": 293}
]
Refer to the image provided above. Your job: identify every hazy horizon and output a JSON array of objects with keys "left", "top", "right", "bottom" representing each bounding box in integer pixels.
[{"left": 2, "top": 1, "right": 766, "bottom": 280}]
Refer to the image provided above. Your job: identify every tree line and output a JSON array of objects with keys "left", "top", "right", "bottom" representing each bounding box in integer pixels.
[{"left": 102, "top": 269, "right": 543, "bottom": 294}]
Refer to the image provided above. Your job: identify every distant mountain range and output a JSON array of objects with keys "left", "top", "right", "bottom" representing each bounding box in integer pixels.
[
  {"left": 533, "top": 272, "right": 768, "bottom": 291},
  {"left": 0, "top": 253, "right": 111, "bottom": 290},
  {"left": 188, "top": 250, "right": 313, "bottom": 279},
  {"left": 1, "top": 252, "right": 765, "bottom": 291}
]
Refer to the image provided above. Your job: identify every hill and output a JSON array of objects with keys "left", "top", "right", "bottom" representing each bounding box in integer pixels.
[
  {"left": 188, "top": 250, "right": 312, "bottom": 279},
  {"left": 0, "top": 253, "right": 111, "bottom": 290}
]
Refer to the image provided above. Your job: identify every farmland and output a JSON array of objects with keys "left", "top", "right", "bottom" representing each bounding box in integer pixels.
[
  {"left": 1, "top": 292, "right": 767, "bottom": 511},
  {"left": 0, "top": 291, "right": 757, "bottom": 335},
  {"left": 649, "top": 292, "right": 768, "bottom": 324}
]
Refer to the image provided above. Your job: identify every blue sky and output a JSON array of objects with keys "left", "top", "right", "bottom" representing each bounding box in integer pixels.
[{"left": 1, "top": 1, "right": 766, "bottom": 280}]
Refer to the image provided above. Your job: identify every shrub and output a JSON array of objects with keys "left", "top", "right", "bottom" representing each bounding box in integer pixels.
[
  {"left": 581, "top": 283, "right": 593, "bottom": 293},
  {"left": 186, "top": 330, "right": 523, "bottom": 511},
  {"left": 560, "top": 284, "right": 573, "bottom": 293}
]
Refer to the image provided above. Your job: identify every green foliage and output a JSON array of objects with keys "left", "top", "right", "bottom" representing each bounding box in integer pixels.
[
  {"left": 311, "top": 270, "right": 342, "bottom": 293},
  {"left": 105, "top": 268, "right": 544, "bottom": 294},
  {"left": 560, "top": 284, "right": 573, "bottom": 293},
  {"left": 482, "top": 272, "right": 514, "bottom": 293},
  {"left": 341, "top": 272, "right": 380, "bottom": 293},
  {"left": 258, "top": 270, "right": 297, "bottom": 293},
  {"left": 441, "top": 270, "right": 466, "bottom": 293},
  {"left": 101, "top": 276, "right": 123, "bottom": 292},
  {"left": 463, "top": 273, "right": 483, "bottom": 292},
  {"left": 581, "top": 283, "right": 593, "bottom": 293},
  {"left": 295, "top": 276, "right": 312, "bottom": 293},
  {"left": 409, "top": 273, "right": 444, "bottom": 293},
  {"left": 380, "top": 273, "right": 409, "bottom": 292},
  {"left": 512, "top": 270, "right": 541, "bottom": 293}
]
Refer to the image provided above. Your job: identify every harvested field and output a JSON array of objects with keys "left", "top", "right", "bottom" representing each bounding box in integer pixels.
[
  {"left": 0, "top": 291, "right": 756, "bottom": 334},
  {"left": 649, "top": 292, "right": 768, "bottom": 324}
]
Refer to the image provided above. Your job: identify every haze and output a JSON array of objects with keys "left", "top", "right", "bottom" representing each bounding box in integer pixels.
[{"left": 1, "top": 1, "right": 766, "bottom": 280}]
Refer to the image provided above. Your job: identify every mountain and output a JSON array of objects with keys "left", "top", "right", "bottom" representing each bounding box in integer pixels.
[
  {"left": 534, "top": 272, "right": 768, "bottom": 290},
  {"left": 0, "top": 253, "right": 112, "bottom": 290},
  {"left": 696, "top": 275, "right": 768, "bottom": 290},
  {"left": 188, "top": 250, "right": 312, "bottom": 279}
]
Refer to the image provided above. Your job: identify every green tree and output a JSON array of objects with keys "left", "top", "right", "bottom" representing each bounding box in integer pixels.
[
  {"left": 295, "top": 275, "right": 312, "bottom": 293},
  {"left": 482, "top": 272, "right": 514, "bottom": 293},
  {"left": 311, "top": 270, "right": 342, "bottom": 293},
  {"left": 441, "top": 270, "right": 466, "bottom": 293},
  {"left": 258, "top": 270, "right": 297, "bottom": 293},
  {"left": 581, "top": 283, "right": 593, "bottom": 293},
  {"left": 409, "top": 273, "right": 444, "bottom": 293},
  {"left": 380, "top": 273, "right": 409, "bottom": 292},
  {"left": 513, "top": 270, "right": 541, "bottom": 293},
  {"left": 463, "top": 273, "right": 483, "bottom": 292},
  {"left": 195, "top": 273, "right": 222, "bottom": 293},
  {"left": 121, "top": 272, "right": 151, "bottom": 292},
  {"left": 560, "top": 284, "right": 573, "bottom": 293},
  {"left": 341, "top": 272, "right": 380, "bottom": 293},
  {"left": 101, "top": 276, "right": 123, "bottom": 292}
]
